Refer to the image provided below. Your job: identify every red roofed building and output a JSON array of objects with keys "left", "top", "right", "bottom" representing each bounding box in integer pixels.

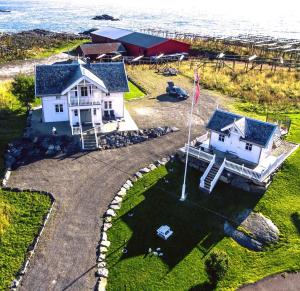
[{"left": 91, "top": 27, "right": 190, "bottom": 57}]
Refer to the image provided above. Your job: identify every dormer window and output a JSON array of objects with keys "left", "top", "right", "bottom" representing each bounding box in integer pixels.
[
  {"left": 218, "top": 134, "right": 225, "bottom": 142},
  {"left": 245, "top": 143, "right": 253, "bottom": 151},
  {"left": 81, "top": 86, "right": 88, "bottom": 96},
  {"left": 106, "top": 93, "right": 110, "bottom": 96}
]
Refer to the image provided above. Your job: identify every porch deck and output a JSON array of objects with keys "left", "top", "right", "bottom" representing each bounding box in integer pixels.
[
  {"left": 180, "top": 132, "right": 299, "bottom": 184},
  {"left": 28, "top": 107, "right": 72, "bottom": 137}
]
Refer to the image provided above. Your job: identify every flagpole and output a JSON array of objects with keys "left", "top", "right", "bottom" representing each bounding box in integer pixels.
[{"left": 180, "top": 75, "right": 197, "bottom": 201}]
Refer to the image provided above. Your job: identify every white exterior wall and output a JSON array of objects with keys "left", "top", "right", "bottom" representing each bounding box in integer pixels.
[
  {"left": 210, "top": 131, "right": 262, "bottom": 164},
  {"left": 42, "top": 96, "right": 69, "bottom": 122},
  {"left": 102, "top": 92, "right": 124, "bottom": 118}
]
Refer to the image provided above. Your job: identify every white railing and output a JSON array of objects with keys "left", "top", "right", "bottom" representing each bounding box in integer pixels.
[
  {"left": 183, "top": 144, "right": 214, "bottom": 162},
  {"left": 259, "top": 153, "right": 286, "bottom": 181},
  {"left": 80, "top": 126, "right": 84, "bottom": 149},
  {"left": 209, "top": 158, "right": 226, "bottom": 193},
  {"left": 224, "top": 159, "right": 261, "bottom": 181},
  {"left": 69, "top": 97, "right": 101, "bottom": 106},
  {"left": 184, "top": 145, "right": 288, "bottom": 183},
  {"left": 200, "top": 154, "right": 216, "bottom": 188}
]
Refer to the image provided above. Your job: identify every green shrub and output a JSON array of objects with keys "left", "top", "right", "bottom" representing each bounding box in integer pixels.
[
  {"left": 11, "top": 74, "right": 35, "bottom": 112},
  {"left": 205, "top": 250, "right": 229, "bottom": 285}
]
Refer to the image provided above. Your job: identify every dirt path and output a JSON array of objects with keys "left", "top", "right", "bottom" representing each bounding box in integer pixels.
[
  {"left": 0, "top": 53, "right": 72, "bottom": 81},
  {"left": 239, "top": 272, "right": 300, "bottom": 291}
]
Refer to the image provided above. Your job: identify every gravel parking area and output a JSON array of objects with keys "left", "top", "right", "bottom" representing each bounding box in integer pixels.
[{"left": 7, "top": 68, "right": 223, "bottom": 290}]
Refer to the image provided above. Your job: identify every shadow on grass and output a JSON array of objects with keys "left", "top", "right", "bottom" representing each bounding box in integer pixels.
[
  {"left": 114, "top": 161, "right": 261, "bottom": 270},
  {"left": 189, "top": 281, "right": 215, "bottom": 291},
  {"left": 291, "top": 212, "right": 300, "bottom": 234}
]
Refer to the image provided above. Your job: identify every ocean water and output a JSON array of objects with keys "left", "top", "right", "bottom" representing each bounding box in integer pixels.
[{"left": 0, "top": 0, "right": 299, "bottom": 39}]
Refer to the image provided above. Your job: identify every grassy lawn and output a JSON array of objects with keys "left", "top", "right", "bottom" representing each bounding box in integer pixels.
[
  {"left": 125, "top": 81, "right": 145, "bottom": 101},
  {"left": 0, "top": 189, "right": 52, "bottom": 289},
  {"left": 106, "top": 113, "right": 300, "bottom": 290}
]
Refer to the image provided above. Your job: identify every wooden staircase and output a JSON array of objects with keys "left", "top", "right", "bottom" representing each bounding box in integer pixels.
[
  {"left": 203, "top": 165, "right": 220, "bottom": 192},
  {"left": 82, "top": 133, "right": 98, "bottom": 150},
  {"left": 199, "top": 156, "right": 226, "bottom": 194}
]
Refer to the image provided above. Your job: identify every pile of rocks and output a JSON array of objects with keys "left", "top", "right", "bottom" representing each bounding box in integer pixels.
[
  {"left": 4, "top": 135, "right": 80, "bottom": 170},
  {"left": 98, "top": 126, "right": 179, "bottom": 150},
  {"left": 97, "top": 155, "right": 174, "bottom": 290}
]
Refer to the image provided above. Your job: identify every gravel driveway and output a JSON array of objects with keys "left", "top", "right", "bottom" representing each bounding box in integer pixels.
[{"left": 7, "top": 83, "right": 221, "bottom": 290}]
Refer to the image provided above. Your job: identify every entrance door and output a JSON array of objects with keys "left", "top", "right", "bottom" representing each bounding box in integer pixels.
[{"left": 80, "top": 109, "right": 92, "bottom": 124}]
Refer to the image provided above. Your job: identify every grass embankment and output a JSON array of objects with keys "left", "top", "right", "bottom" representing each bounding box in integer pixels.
[
  {"left": 106, "top": 114, "right": 300, "bottom": 290},
  {"left": 0, "top": 81, "right": 40, "bottom": 179},
  {"left": 179, "top": 61, "right": 300, "bottom": 113},
  {"left": 0, "top": 31, "right": 88, "bottom": 64},
  {"left": 0, "top": 189, "right": 52, "bottom": 289},
  {"left": 124, "top": 81, "right": 145, "bottom": 101}
]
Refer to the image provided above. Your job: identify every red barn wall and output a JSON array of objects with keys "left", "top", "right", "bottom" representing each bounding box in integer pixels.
[{"left": 146, "top": 40, "right": 190, "bottom": 56}]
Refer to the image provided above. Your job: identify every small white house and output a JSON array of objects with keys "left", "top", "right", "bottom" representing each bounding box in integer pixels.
[
  {"left": 180, "top": 109, "right": 297, "bottom": 193},
  {"left": 206, "top": 110, "right": 278, "bottom": 165},
  {"left": 35, "top": 60, "right": 129, "bottom": 135}
]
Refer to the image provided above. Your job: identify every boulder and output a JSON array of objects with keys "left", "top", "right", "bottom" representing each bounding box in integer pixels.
[
  {"left": 105, "top": 209, "right": 116, "bottom": 217},
  {"left": 104, "top": 216, "right": 112, "bottom": 223},
  {"left": 99, "top": 246, "right": 108, "bottom": 253},
  {"left": 110, "top": 204, "right": 120, "bottom": 210},
  {"left": 135, "top": 171, "right": 143, "bottom": 179},
  {"left": 97, "top": 268, "right": 109, "bottom": 278},
  {"left": 111, "top": 196, "right": 122, "bottom": 204},
  {"left": 149, "top": 164, "right": 157, "bottom": 171},
  {"left": 100, "top": 240, "right": 111, "bottom": 248},
  {"left": 117, "top": 189, "right": 126, "bottom": 197},
  {"left": 97, "top": 261, "right": 106, "bottom": 268},
  {"left": 102, "top": 223, "right": 112, "bottom": 231},
  {"left": 98, "top": 277, "right": 108, "bottom": 291},
  {"left": 140, "top": 167, "right": 150, "bottom": 174},
  {"left": 101, "top": 232, "right": 107, "bottom": 241}
]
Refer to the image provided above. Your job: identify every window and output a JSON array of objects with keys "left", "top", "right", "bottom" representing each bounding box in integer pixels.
[
  {"left": 106, "top": 93, "right": 110, "bottom": 96},
  {"left": 104, "top": 101, "right": 112, "bottom": 109},
  {"left": 218, "top": 134, "right": 225, "bottom": 142},
  {"left": 74, "top": 109, "right": 78, "bottom": 116},
  {"left": 93, "top": 108, "right": 97, "bottom": 115},
  {"left": 245, "top": 143, "right": 253, "bottom": 151},
  {"left": 81, "top": 86, "right": 88, "bottom": 96},
  {"left": 55, "top": 104, "right": 63, "bottom": 113},
  {"left": 90, "top": 86, "right": 92, "bottom": 95}
]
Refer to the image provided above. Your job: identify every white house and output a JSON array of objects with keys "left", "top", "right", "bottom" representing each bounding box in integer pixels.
[
  {"left": 35, "top": 60, "right": 129, "bottom": 136},
  {"left": 180, "top": 109, "right": 297, "bottom": 193}
]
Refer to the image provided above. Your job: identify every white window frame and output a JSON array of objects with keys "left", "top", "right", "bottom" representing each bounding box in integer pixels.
[
  {"left": 55, "top": 104, "right": 63, "bottom": 113},
  {"left": 81, "top": 86, "right": 88, "bottom": 97},
  {"left": 218, "top": 133, "right": 225, "bottom": 142},
  {"left": 104, "top": 101, "right": 112, "bottom": 110},
  {"left": 245, "top": 142, "right": 253, "bottom": 151}
]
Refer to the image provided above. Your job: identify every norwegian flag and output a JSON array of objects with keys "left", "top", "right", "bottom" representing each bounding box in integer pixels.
[{"left": 194, "top": 70, "right": 200, "bottom": 105}]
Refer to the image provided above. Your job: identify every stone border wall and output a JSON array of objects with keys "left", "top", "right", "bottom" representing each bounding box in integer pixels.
[
  {"left": 96, "top": 155, "right": 173, "bottom": 291},
  {"left": 0, "top": 186, "right": 55, "bottom": 291}
]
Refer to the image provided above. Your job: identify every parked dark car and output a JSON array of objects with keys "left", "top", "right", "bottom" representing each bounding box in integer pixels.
[{"left": 166, "top": 81, "right": 189, "bottom": 99}]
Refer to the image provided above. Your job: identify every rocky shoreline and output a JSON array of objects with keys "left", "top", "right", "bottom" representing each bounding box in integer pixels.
[{"left": 0, "top": 29, "right": 87, "bottom": 64}]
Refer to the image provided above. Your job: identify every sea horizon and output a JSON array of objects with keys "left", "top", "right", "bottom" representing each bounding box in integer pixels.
[{"left": 0, "top": 0, "right": 300, "bottom": 40}]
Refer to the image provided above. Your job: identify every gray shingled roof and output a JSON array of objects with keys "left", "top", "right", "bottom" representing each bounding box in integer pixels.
[
  {"left": 35, "top": 61, "right": 129, "bottom": 96},
  {"left": 206, "top": 109, "right": 277, "bottom": 147},
  {"left": 118, "top": 32, "right": 167, "bottom": 48}
]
